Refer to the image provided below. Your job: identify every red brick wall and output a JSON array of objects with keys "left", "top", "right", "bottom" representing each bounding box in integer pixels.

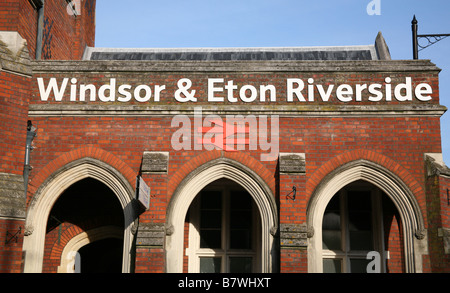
[
  {"left": 425, "top": 173, "right": 450, "bottom": 273},
  {"left": 0, "top": 0, "right": 96, "bottom": 60},
  {"left": 77, "top": 0, "right": 96, "bottom": 59},
  {"left": 17, "top": 0, "right": 39, "bottom": 59},
  {"left": 383, "top": 196, "right": 405, "bottom": 273},
  {"left": 0, "top": 70, "right": 30, "bottom": 273},
  {"left": 135, "top": 248, "right": 165, "bottom": 273},
  {"left": 0, "top": 219, "right": 24, "bottom": 273},
  {"left": 0, "top": 0, "right": 21, "bottom": 31},
  {"left": 0, "top": 0, "right": 95, "bottom": 274},
  {"left": 42, "top": 219, "right": 122, "bottom": 273},
  {"left": 440, "top": 176, "right": 450, "bottom": 238},
  {"left": 0, "top": 0, "right": 39, "bottom": 58},
  {"left": 29, "top": 115, "right": 440, "bottom": 272},
  {"left": 0, "top": 71, "right": 30, "bottom": 175},
  {"left": 42, "top": 222, "right": 83, "bottom": 273},
  {"left": 39, "top": 0, "right": 96, "bottom": 60},
  {"left": 28, "top": 67, "right": 443, "bottom": 272},
  {"left": 438, "top": 177, "right": 450, "bottom": 273},
  {"left": 280, "top": 250, "right": 308, "bottom": 273},
  {"left": 31, "top": 72, "right": 441, "bottom": 106}
]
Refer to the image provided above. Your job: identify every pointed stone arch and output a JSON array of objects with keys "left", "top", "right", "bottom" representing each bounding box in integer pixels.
[
  {"left": 23, "top": 157, "right": 137, "bottom": 273},
  {"left": 165, "top": 157, "right": 278, "bottom": 273},
  {"left": 306, "top": 159, "right": 426, "bottom": 273},
  {"left": 57, "top": 226, "right": 123, "bottom": 273}
]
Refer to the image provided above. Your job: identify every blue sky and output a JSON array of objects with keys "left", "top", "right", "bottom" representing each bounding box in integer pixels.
[{"left": 94, "top": 0, "right": 450, "bottom": 163}]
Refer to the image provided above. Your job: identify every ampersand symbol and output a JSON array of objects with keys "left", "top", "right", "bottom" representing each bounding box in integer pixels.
[{"left": 175, "top": 78, "right": 197, "bottom": 102}]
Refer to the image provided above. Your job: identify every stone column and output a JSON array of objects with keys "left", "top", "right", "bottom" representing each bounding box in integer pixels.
[{"left": 278, "top": 153, "right": 308, "bottom": 273}]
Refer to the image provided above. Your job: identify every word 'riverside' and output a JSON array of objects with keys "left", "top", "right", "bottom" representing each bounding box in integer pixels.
[{"left": 37, "top": 77, "right": 433, "bottom": 103}]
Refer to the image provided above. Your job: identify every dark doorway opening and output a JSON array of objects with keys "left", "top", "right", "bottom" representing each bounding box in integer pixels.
[
  {"left": 44, "top": 178, "right": 125, "bottom": 273},
  {"left": 78, "top": 238, "right": 123, "bottom": 273}
]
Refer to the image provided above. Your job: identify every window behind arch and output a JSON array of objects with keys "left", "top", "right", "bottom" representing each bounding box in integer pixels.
[
  {"left": 322, "top": 181, "right": 386, "bottom": 273},
  {"left": 188, "top": 179, "right": 260, "bottom": 273}
]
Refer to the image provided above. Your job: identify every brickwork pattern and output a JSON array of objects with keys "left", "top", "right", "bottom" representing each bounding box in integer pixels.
[
  {"left": 0, "top": 12, "right": 447, "bottom": 271},
  {"left": 25, "top": 68, "right": 444, "bottom": 272},
  {"left": 0, "top": 219, "right": 24, "bottom": 273},
  {"left": 0, "top": 0, "right": 96, "bottom": 60}
]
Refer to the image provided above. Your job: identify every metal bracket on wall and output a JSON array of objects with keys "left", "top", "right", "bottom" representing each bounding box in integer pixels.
[
  {"left": 287, "top": 186, "right": 297, "bottom": 200},
  {"left": 412, "top": 15, "right": 450, "bottom": 59},
  {"left": 417, "top": 34, "right": 450, "bottom": 52},
  {"left": 5, "top": 227, "right": 21, "bottom": 245}
]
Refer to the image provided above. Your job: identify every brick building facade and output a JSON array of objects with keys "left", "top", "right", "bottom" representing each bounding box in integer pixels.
[{"left": 0, "top": 0, "right": 449, "bottom": 274}]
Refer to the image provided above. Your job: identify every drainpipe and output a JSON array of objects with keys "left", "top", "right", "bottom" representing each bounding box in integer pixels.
[
  {"left": 24, "top": 121, "right": 37, "bottom": 196},
  {"left": 35, "top": 0, "right": 44, "bottom": 60}
]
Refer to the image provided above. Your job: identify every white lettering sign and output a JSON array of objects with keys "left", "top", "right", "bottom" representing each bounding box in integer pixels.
[{"left": 37, "top": 77, "right": 433, "bottom": 103}]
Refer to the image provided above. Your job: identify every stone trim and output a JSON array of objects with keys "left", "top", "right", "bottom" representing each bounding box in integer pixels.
[
  {"left": 424, "top": 153, "right": 450, "bottom": 178},
  {"left": 28, "top": 104, "right": 447, "bottom": 118},
  {"left": 279, "top": 153, "right": 306, "bottom": 174},
  {"left": 0, "top": 32, "right": 32, "bottom": 77},
  {"left": 374, "top": 32, "right": 391, "bottom": 60},
  {"left": 141, "top": 151, "right": 169, "bottom": 174},
  {"left": 165, "top": 157, "right": 278, "bottom": 273},
  {"left": 32, "top": 59, "right": 440, "bottom": 73},
  {"left": 82, "top": 45, "right": 380, "bottom": 61},
  {"left": 280, "top": 223, "right": 308, "bottom": 248},
  {"left": 57, "top": 226, "right": 123, "bottom": 273},
  {"left": 306, "top": 159, "right": 426, "bottom": 273},
  {"left": 0, "top": 173, "right": 26, "bottom": 219},
  {"left": 438, "top": 228, "right": 450, "bottom": 254},
  {"left": 23, "top": 157, "right": 136, "bottom": 273},
  {"left": 136, "top": 222, "right": 165, "bottom": 247}
]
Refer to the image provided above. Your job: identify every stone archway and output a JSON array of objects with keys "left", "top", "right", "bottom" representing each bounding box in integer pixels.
[
  {"left": 306, "top": 159, "right": 426, "bottom": 273},
  {"left": 165, "top": 157, "right": 278, "bottom": 273},
  {"left": 57, "top": 226, "right": 123, "bottom": 273},
  {"left": 23, "top": 157, "right": 137, "bottom": 273}
]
